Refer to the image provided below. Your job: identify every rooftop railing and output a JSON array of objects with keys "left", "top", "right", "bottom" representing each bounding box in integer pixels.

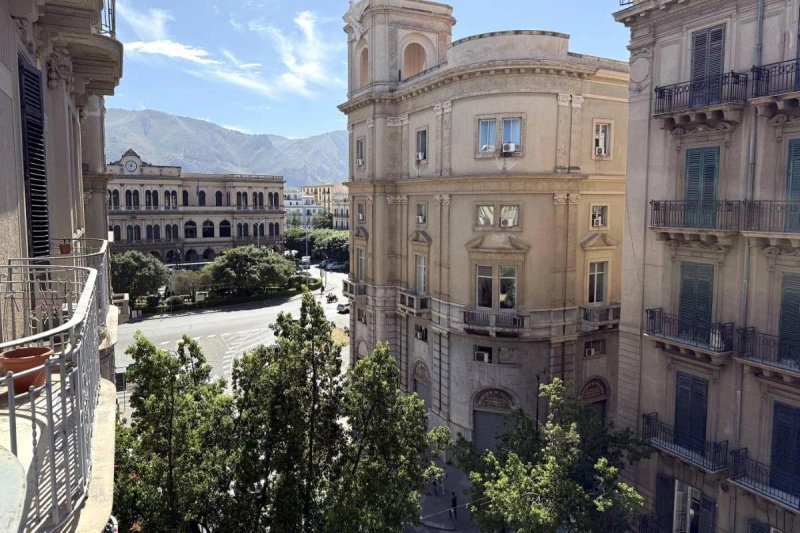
[
  {"left": 650, "top": 200, "right": 742, "bottom": 231},
  {"left": 0, "top": 262, "right": 101, "bottom": 531},
  {"left": 730, "top": 448, "right": 800, "bottom": 509},
  {"left": 752, "top": 58, "right": 800, "bottom": 98},
  {"left": 645, "top": 308, "right": 734, "bottom": 353},
  {"left": 654, "top": 71, "right": 749, "bottom": 115},
  {"left": 642, "top": 412, "right": 728, "bottom": 472},
  {"left": 744, "top": 201, "right": 800, "bottom": 233}
]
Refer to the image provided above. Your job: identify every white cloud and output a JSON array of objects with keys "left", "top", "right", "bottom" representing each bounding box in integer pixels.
[
  {"left": 116, "top": 0, "right": 173, "bottom": 41},
  {"left": 126, "top": 40, "right": 221, "bottom": 65},
  {"left": 221, "top": 50, "right": 262, "bottom": 70},
  {"left": 222, "top": 124, "right": 254, "bottom": 134}
]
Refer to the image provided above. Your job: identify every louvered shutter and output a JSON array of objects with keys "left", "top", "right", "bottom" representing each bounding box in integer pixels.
[
  {"left": 685, "top": 149, "right": 704, "bottom": 227},
  {"left": 779, "top": 274, "right": 800, "bottom": 365},
  {"left": 691, "top": 25, "right": 725, "bottom": 106},
  {"left": 771, "top": 402, "right": 796, "bottom": 494},
  {"left": 18, "top": 57, "right": 50, "bottom": 258},
  {"left": 787, "top": 140, "right": 800, "bottom": 200},
  {"left": 688, "top": 376, "right": 709, "bottom": 455},
  {"left": 655, "top": 473, "right": 674, "bottom": 532},
  {"left": 691, "top": 30, "right": 709, "bottom": 82},
  {"left": 707, "top": 26, "right": 725, "bottom": 79},
  {"left": 698, "top": 493, "right": 716, "bottom": 533},
  {"left": 674, "top": 372, "right": 692, "bottom": 450},
  {"left": 748, "top": 521, "right": 769, "bottom": 533},
  {"left": 701, "top": 148, "right": 719, "bottom": 228}
]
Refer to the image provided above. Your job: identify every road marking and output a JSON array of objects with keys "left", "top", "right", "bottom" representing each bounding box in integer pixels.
[
  {"left": 207, "top": 334, "right": 218, "bottom": 338},
  {"left": 159, "top": 341, "right": 170, "bottom": 346}
]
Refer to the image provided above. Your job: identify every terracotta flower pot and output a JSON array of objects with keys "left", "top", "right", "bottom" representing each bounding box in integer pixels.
[
  {"left": 59, "top": 243, "right": 72, "bottom": 255},
  {"left": 0, "top": 347, "right": 53, "bottom": 394}
]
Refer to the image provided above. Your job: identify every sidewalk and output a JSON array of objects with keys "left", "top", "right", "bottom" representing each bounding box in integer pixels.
[{"left": 406, "top": 461, "right": 480, "bottom": 533}]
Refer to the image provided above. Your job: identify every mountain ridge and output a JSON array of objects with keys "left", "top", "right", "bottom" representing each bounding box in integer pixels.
[{"left": 104, "top": 108, "right": 348, "bottom": 188}]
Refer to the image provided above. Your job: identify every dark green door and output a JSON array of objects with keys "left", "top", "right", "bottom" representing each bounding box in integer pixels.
[
  {"left": 679, "top": 262, "right": 714, "bottom": 344},
  {"left": 674, "top": 372, "right": 708, "bottom": 456},
  {"left": 685, "top": 147, "right": 719, "bottom": 229},
  {"left": 786, "top": 139, "right": 800, "bottom": 232},
  {"left": 770, "top": 402, "right": 800, "bottom": 497},
  {"left": 691, "top": 25, "right": 725, "bottom": 107},
  {"left": 779, "top": 274, "right": 800, "bottom": 367}
]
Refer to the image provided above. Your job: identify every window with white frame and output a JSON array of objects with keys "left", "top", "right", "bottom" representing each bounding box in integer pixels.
[
  {"left": 591, "top": 206, "right": 609, "bottom": 229},
  {"left": 584, "top": 339, "right": 607, "bottom": 357},
  {"left": 356, "top": 139, "right": 366, "bottom": 166},
  {"left": 417, "top": 203, "right": 427, "bottom": 224},
  {"left": 414, "top": 324, "right": 428, "bottom": 342},
  {"left": 500, "top": 205, "right": 520, "bottom": 228},
  {"left": 476, "top": 205, "right": 495, "bottom": 227},
  {"left": 499, "top": 266, "right": 517, "bottom": 310},
  {"left": 588, "top": 261, "right": 607, "bottom": 304},
  {"left": 357, "top": 202, "right": 366, "bottom": 222},
  {"left": 416, "top": 130, "right": 428, "bottom": 161},
  {"left": 479, "top": 119, "right": 497, "bottom": 153},
  {"left": 502, "top": 118, "right": 522, "bottom": 148},
  {"left": 594, "top": 122, "right": 612, "bottom": 158},
  {"left": 415, "top": 254, "right": 427, "bottom": 295},
  {"left": 476, "top": 265, "right": 493, "bottom": 308}
]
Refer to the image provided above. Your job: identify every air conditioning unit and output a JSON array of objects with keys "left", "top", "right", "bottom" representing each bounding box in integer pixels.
[
  {"left": 417, "top": 215, "right": 426, "bottom": 224},
  {"left": 502, "top": 143, "right": 517, "bottom": 154},
  {"left": 356, "top": 158, "right": 365, "bottom": 167},
  {"left": 416, "top": 152, "right": 427, "bottom": 162},
  {"left": 474, "top": 350, "right": 491, "bottom": 363},
  {"left": 592, "top": 215, "right": 605, "bottom": 228},
  {"left": 595, "top": 146, "right": 607, "bottom": 157},
  {"left": 500, "top": 218, "right": 515, "bottom": 228},
  {"left": 584, "top": 348, "right": 597, "bottom": 358}
]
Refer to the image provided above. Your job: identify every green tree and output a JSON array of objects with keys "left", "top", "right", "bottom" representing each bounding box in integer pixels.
[
  {"left": 110, "top": 250, "right": 171, "bottom": 299},
  {"left": 113, "top": 334, "right": 234, "bottom": 532},
  {"left": 458, "top": 379, "right": 647, "bottom": 533},
  {"left": 171, "top": 269, "right": 212, "bottom": 295},
  {"left": 311, "top": 229, "right": 349, "bottom": 262},
  {"left": 285, "top": 226, "right": 312, "bottom": 256},
  {"left": 312, "top": 210, "right": 334, "bottom": 229},
  {"left": 205, "top": 245, "right": 296, "bottom": 295}
]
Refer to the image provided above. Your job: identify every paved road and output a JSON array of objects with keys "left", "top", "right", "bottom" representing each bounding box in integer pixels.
[{"left": 116, "top": 267, "right": 350, "bottom": 386}]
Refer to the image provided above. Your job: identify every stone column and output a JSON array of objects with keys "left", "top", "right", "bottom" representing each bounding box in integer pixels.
[
  {"left": 555, "top": 94, "right": 571, "bottom": 173},
  {"left": 435, "top": 101, "right": 452, "bottom": 176},
  {"left": 433, "top": 329, "right": 450, "bottom": 420},
  {"left": 568, "top": 95, "right": 584, "bottom": 172},
  {"left": 551, "top": 193, "right": 568, "bottom": 306}
]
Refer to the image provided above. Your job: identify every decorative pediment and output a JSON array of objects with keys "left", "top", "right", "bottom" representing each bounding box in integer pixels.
[
  {"left": 410, "top": 230, "right": 431, "bottom": 245},
  {"left": 465, "top": 233, "right": 530, "bottom": 253},
  {"left": 581, "top": 232, "right": 618, "bottom": 251}
]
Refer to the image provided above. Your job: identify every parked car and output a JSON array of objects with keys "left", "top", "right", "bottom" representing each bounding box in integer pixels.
[
  {"left": 337, "top": 302, "right": 350, "bottom": 314},
  {"left": 318, "top": 260, "right": 330, "bottom": 269},
  {"left": 327, "top": 261, "right": 347, "bottom": 271}
]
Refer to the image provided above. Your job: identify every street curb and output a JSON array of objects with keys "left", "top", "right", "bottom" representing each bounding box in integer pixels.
[{"left": 420, "top": 521, "right": 455, "bottom": 531}]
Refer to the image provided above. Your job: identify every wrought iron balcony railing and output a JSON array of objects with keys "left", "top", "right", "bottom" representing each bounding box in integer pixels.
[
  {"left": 752, "top": 58, "right": 800, "bottom": 98},
  {"left": 744, "top": 201, "right": 800, "bottom": 234},
  {"left": 0, "top": 261, "right": 101, "bottom": 531},
  {"left": 642, "top": 413, "right": 729, "bottom": 472},
  {"left": 645, "top": 308, "right": 734, "bottom": 353},
  {"left": 730, "top": 448, "right": 800, "bottom": 509},
  {"left": 654, "top": 71, "right": 749, "bottom": 115},
  {"left": 638, "top": 514, "right": 661, "bottom": 533},
  {"left": 581, "top": 304, "right": 621, "bottom": 328},
  {"left": 650, "top": 201, "right": 742, "bottom": 231},
  {"left": 99, "top": 0, "right": 116, "bottom": 37},
  {"left": 738, "top": 327, "right": 800, "bottom": 373}
]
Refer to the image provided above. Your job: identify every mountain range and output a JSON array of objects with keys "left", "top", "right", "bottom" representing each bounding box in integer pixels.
[{"left": 104, "top": 108, "right": 348, "bottom": 188}]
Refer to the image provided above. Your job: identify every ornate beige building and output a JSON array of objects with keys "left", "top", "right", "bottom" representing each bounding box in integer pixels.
[
  {"left": 108, "top": 150, "right": 285, "bottom": 262},
  {"left": 615, "top": 0, "right": 800, "bottom": 531},
  {"left": 0, "top": 0, "right": 122, "bottom": 529},
  {"left": 340, "top": 0, "right": 629, "bottom": 451},
  {"left": 302, "top": 182, "right": 348, "bottom": 213}
]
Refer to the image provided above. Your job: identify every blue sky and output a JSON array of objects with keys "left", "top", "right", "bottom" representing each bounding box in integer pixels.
[{"left": 108, "top": 0, "right": 631, "bottom": 138}]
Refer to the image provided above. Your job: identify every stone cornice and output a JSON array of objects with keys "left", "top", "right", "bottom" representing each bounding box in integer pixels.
[{"left": 339, "top": 58, "right": 609, "bottom": 114}]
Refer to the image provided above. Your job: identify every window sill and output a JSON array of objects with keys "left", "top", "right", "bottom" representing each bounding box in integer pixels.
[{"left": 473, "top": 226, "right": 522, "bottom": 232}]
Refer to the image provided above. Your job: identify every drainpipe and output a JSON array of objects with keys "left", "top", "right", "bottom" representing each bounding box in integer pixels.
[{"left": 734, "top": 4, "right": 764, "bottom": 533}]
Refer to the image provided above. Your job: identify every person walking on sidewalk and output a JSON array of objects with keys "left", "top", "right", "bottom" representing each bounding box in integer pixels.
[
  {"left": 440, "top": 470, "right": 447, "bottom": 496},
  {"left": 449, "top": 492, "right": 458, "bottom": 521}
]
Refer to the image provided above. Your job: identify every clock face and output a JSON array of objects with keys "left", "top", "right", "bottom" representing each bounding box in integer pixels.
[{"left": 125, "top": 160, "right": 138, "bottom": 172}]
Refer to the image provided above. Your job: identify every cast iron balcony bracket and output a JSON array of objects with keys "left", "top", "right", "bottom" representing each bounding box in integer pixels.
[
  {"left": 645, "top": 308, "right": 735, "bottom": 365},
  {"left": 730, "top": 448, "right": 800, "bottom": 510},
  {"left": 642, "top": 413, "right": 729, "bottom": 472},
  {"left": 654, "top": 71, "right": 749, "bottom": 116}
]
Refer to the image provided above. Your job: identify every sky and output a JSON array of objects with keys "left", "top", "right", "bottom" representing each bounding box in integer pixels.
[{"left": 107, "top": 0, "right": 631, "bottom": 139}]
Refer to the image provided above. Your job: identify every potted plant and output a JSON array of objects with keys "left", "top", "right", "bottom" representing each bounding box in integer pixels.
[
  {"left": 58, "top": 241, "right": 72, "bottom": 255},
  {"left": 0, "top": 346, "right": 53, "bottom": 394}
]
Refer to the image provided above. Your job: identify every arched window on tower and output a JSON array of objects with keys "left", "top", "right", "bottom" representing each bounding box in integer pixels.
[
  {"left": 202, "top": 220, "right": 214, "bottom": 238},
  {"left": 199, "top": 190, "right": 206, "bottom": 206},
  {"left": 403, "top": 42, "right": 427, "bottom": 80},
  {"left": 132, "top": 190, "right": 140, "bottom": 209},
  {"left": 184, "top": 221, "right": 197, "bottom": 239},
  {"left": 152, "top": 190, "right": 159, "bottom": 208},
  {"left": 359, "top": 47, "right": 369, "bottom": 87}
]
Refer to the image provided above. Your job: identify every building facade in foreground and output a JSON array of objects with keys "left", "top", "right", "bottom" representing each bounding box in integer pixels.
[
  {"left": 285, "top": 190, "right": 325, "bottom": 228},
  {"left": 615, "top": 0, "right": 800, "bottom": 530},
  {"left": 0, "top": 0, "right": 122, "bottom": 530},
  {"left": 340, "top": 0, "right": 629, "bottom": 451},
  {"left": 108, "top": 150, "right": 285, "bottom": 263}
]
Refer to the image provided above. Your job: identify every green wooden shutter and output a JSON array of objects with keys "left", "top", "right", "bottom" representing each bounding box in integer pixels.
[
  {"left": 692, "top": 30, "right": 709, "bottom": 82},
  {"left": 655, "top": 473, "right": 674, "bottom": 532},
  {"left": 787, "top": 139, "right": 800, "bottom": 200},
  {"left": 701, "top": 147, "right": 720, "bottom": 228},
  {"left": 674, "top": 372, "right": 693, "bottom": 449},
  {"left": 685, "top": 148, "right": 719, "bottom": 228},
  {"left": 698, "top": 493, "right": 716, "bottom": 533},
  {"left": 679, "top": 262, "right": 698, "bottom": 328},
  {"left": 748, "top": 521, "right": 769, "bottom": 533},
  {"left": 695, "top": 263, "right": 714, "bottom": 325},
  {"left": 707, "top": 26, "right": 725, "bottom": 79},
  {"left": 688, "top": 376, "right": 709, "bottom": 454},
  {"left": 770, "top": 402, "right": 796, "bottom": 494},
  {"left": 780, "top": 274, "right": 800, "bottom": 365},
  {"left": 18, "top": 56, "right": 50, "bottom": 258}
]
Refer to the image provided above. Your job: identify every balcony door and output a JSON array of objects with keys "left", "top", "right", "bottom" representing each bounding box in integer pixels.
[
  {"left": 770, "top": 402, "right": 800, "bottom": 497},
  {"left": 678, "top": 262, "right": 714, "bottom": 343},
  {"left": 779, "top": 274, "right": 800, "bottom": 366},
  {"left": 786, "top": 140, "right": 800, "bottom": 231},
  {"left": 685, "top": 147, "right": 719, "bottom": 229},
  {"left": 674, "top": 372, "right": 708, "bottom": 456},
  {"left": 691, "top": 25, "right": 725, "bottom": 107}
]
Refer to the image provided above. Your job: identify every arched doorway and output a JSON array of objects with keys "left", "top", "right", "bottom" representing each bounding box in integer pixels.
[
  {"left": 185, "top": 249, "right": 198, "bottom": 262},
  {"left": 473, "top": 389, "right": 515, "bottom": 452},
  {"left": 413, "top": 361, "right": 432, "bottom": 411},
  {"left": 581, "top": 378, "right": 609, "bottom": 422},
  {"left": 403, "top": 42, "right": 426, "bottom": 79},
  {"left": 166, "top": 250, "right": 176, "bottom": 263},
  {"left": 356, "top": 340, "right": 369, "bottom": 361},
  {"left": 150, "top": 251, "right": 162, "bottom": 261},
  {"left": 203, "top": 248, "right": 216, "bottom": 261}
]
